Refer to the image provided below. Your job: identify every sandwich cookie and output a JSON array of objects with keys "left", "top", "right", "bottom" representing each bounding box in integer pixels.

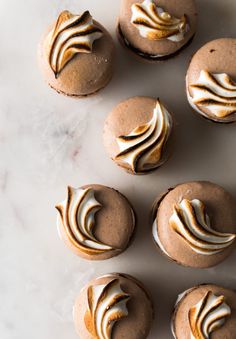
[
  {"left": 152, "top": 181, "right": 236, "bottom": 268},
  {"left": 73, "top": 273, "right": 153, "bottom": 339},
  {"left": 117, "top": 0, "right": 197, "bottom": 62},
  {"left": 38, "top": 10, "right": 115, "bottom": 97},
  {"left": 186, "top": 38, "right": 236, "bottom": 123},
  {"left": 172, "top": 284, "right": 236, "bottom": 339},
  {"left": 103, "top": 96, "right": 173, "bottom": 175},
  {"left": 56, "top": 184, "right": 136, "bottom": 260}
]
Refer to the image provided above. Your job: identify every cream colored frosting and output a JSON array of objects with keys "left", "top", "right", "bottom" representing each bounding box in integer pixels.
[
  {"left": 47, "top": 10, "right": 103, "bottom": 78},
  {"left": 115, "top": 99, "right": 172, "bottom": 174},
  {"left": 131, "top": 0, "right": 188, "bottom": 42},
  {"left": 171, "top": 289, "right": 193, "bottom": 339},
  {"left": 152, "top": 218, "right": 171, "bottom": 258},
  {"left": 56, "top": 186, "right": 114, "bottom": 255},
  {"left": 189, "top": 291, "right": 231, "bottom": 339},
  {"left": 190, "top": 70, "right": 236, "bottom": 118},
  {"left": 85, "top": 278, "right": 130, "bottom": 339},
  {"left": 169, "top": 199, "right": 236, "bottom": 255}
]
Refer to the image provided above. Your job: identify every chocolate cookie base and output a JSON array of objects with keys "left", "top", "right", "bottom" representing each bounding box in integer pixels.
[
  {"left": 48, "top": 74, "right": 113, "bottom": 98},
  {"left": 152, "top": 181, "right": 236, "bottom": 268}
]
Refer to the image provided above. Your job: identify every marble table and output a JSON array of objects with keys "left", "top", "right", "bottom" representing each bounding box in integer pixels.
[{"left": 1, "top": 0, "right": 236, "bottom": 338}]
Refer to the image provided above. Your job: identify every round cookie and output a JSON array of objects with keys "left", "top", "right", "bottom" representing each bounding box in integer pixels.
[
  {"left": 38, "top": 10, "right": 115, "bottom": 97},
  {"left": 172, "top": 284, "right": 236, "bottom": 339},
  {"left": 186, "top": 38, "right": 236, "bottom": 123},
  {"left": 117, "top": 0, "right": 197, "bottom": 62},
  {"left": 73, "top": 273, "right": 153, "bottom": 339},
  {"left": 152, "top": 181, "right": 236, "bottom": 268},
  {"left": 56, "top": 184, "right": 136, "bottom": 260},
  {"left": 103, "top": 96, "right": 173, "bottom": 175}
]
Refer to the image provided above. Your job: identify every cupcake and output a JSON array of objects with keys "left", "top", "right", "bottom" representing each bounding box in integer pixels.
[
  {"left": 38, "top": 10, "right": 115, "bottom": 97},
  {"left": 103, "top": 96, "right": 173, "bottom": 175},
  {"left": 152, "top": 181, "right": 236, "bottom": 268},
  {"left": 186, "top": 38, "right": 236, "bottom": 123},
  {"left": 172, "top": 284, "right": 236, "bottom": 338},
  {"left": 56, "top": 184, "right": 135, "bottom": 260},
  {"left": 117, "top": 0, "right": 197, "bottom": 62},
  {"left": 73, "top": 273, "right": 153, "bottom": 339}
]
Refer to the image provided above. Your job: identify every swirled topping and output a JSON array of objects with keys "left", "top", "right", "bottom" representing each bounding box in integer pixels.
[
  {"left": 115, "top": 99, "right": 172, "bottom": 174},
  {"left": 56, "top": 186, "right": 114, "bottom": 255},
  {"left": 85, "top": 279, "right": 130, "bottom": 339},
  {"left": 131, "top": 0, "right": 188, "bottom": 42},
  {"left": 189, "top": 291, "right": 231, "bottom": 339},
  {"left": 169, "top": 199, "right": 236, "bottom": 255},
  {"left": 47, "top": 10, "right": 103, "bottom": 78},
  {"left": 190, "top": 70, "right": 236, "bottom": 118}
]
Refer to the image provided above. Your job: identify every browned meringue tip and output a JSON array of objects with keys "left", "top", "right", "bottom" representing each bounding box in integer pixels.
[{"left": 47, "top": 10, "right": 103, "bottom": 78}]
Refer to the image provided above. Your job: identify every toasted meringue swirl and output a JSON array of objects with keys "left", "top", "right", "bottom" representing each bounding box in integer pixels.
[
  {"left": 131, "top": 0, "right": 188, "bottom": 42},
  {"left": 115, "top": 99, "right": 172, "bottom": 174},
  {"left": 190, "top": 70, "right": 236, "bottom": 118},
  {"left": 47, "top": 10, "right": 103, "bottom": 78},
  {"left": 56, "top": 187, "right": 114, "bottom": 255},
  {"left": 189, "top": 291, "right": 231, "bottom": 339},
  {"left": 85, "top": 279, "right": 130, "bottom": 339},
  {"left": 169, "top": 199, "right": 236, "bottom": 255}
]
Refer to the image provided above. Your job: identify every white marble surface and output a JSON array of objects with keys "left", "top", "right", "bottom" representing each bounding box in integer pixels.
[{"left": 1, "top": 0, "right": 236, "bottom": 338}]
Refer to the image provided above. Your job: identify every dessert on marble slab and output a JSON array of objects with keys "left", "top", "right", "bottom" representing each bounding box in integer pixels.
[
  {"left": 56, "top": 184, "right": 135, "bottom": 260},
  {"left": 172, "top": 284, "right": 236, "bottom": 339},
  {"left": 38, "top": 10, "right": 115, "bottom": 97},
  {"left": 117, "top": 0, "right": 197, "bottom": 62},
  {"left": 186, "top": 38, "right": 236, "bottom": 123},
  {"left": 151, "top": 181, "right": 236, "bottom": 268},
  {"left": 103, "top": 96, "right": 173, "bottom": 175},
  {"left": 73, "top": 273, "right": 153, "bottom": 339}
]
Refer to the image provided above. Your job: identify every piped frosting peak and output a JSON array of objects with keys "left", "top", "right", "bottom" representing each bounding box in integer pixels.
[
  {"left": 190, "top": 70, "right": 236, "bottom": 118},
  {"left": 115, "top": 99, "right": 172, "bottom": 174},
  {"left": 85, "top": 278, "right": 130, "bottom": 339},
  {"left": 48, "top": 10, "right": 103, "bottom": 78},
  {"left": 131, "top": 0, "right": 188, "bottom": 42},
  {"left": 169, "top": 199, "right": 236, "bottom": 255},
  {"left": 189, "top": 291, "right": 231, "bottom": 339},
  {"left": 56, "top": 186, "right": 114, "bottom": 255}
]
